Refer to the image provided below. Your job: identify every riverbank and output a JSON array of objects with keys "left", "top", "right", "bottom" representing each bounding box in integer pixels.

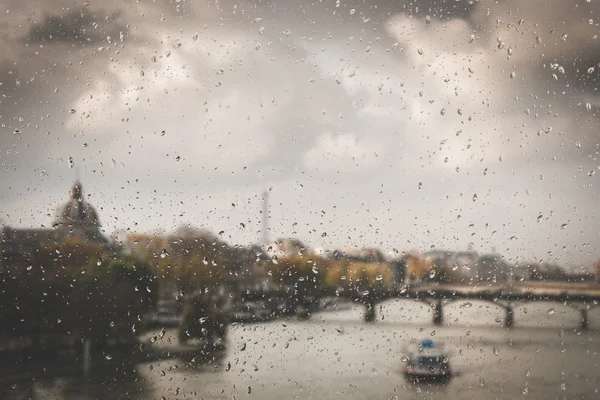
[{"left": 0, "top": 329, "right": 222, "bottom": 384}]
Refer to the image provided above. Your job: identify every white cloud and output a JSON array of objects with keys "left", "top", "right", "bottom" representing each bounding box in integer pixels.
[{"left": 303, "top": 133, "right": 382, "bottom": 172}]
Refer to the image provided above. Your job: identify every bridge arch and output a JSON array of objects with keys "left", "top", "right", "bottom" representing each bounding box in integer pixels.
[
  {"left": 366, "top": 298, "right": 435, "bottom": 324},
  {"left": 442, "top": 298, "right": 510, "bottom": 312},
  {"left": 511, "top": 301, "right": 590, "bottom": 329},
  {"left": 440, "top": 299, "right": 513, "bottom": 327}
]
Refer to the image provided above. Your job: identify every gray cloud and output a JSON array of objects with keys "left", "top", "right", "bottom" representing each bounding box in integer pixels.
[
  {"left": 24, "top": 7, "right": 127, "bottom": 45},
  {"left": 1, "top": 0, "right": 599, "bottom": 267}
]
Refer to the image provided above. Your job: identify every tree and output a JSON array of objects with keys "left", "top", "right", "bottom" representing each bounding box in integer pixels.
[
  {"left": 347, "top": 262, "right": 393, "bottom": 290},
  {"left": 325, "top": 261, "right": 348, "bottom": 288},
  {"left": 268, "top": 255, "right": 328, "bottom": 290},
  {"left": 70, "top": 255, "right": 156, "bottom": 347}
]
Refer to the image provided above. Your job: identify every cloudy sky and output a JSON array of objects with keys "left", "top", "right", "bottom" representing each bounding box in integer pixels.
[{"left": 1, "top": 0, "right": 599, "bottom": 267}]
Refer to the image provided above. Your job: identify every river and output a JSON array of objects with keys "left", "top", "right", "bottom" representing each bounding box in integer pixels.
[{"left": 3, "top": 300, "right": 600, "bottom": 399}]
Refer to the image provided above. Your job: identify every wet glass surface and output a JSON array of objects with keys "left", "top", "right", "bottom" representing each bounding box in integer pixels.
[{"left": 3, "top": 302, "right": 599, "bottom": 400}]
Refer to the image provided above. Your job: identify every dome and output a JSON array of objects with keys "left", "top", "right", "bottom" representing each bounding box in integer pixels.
[{"left": 53, "top": 181, "right": 101, "bottom": 229}]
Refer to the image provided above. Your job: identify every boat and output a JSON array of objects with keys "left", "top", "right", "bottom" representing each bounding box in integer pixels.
[{"left": 402, "top": 339, "right": 452, "bottom": 383}]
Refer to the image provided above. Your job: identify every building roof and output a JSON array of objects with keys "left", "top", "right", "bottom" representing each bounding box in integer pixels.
[{"left": 52, "top": 181, "right": 101, "bottom": 230}]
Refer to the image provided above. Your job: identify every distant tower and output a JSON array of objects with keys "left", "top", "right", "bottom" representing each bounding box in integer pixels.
[{"left": 261, "top": 190, "right": 269, "bottom": 245}]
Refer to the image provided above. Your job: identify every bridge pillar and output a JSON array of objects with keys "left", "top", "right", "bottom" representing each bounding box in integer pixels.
[
  {"left": 432, "top": 300, "right": 443, "bottom": 326},
  {"left": 364, "top": 302, "right": 376, "bottom": 323},
  {"left": 580, "top": 309, "right": 589, "bottom": 330},
  {"left": 504, "top": 306, "right": 514, "bottom": 329}
]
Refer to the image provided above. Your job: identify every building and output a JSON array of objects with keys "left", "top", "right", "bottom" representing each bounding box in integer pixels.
[
  {"left": 473, "top": 253, "right": 512, "bottom": 283},
  {"left": 1, "top": 181, "right": 110, "bottom": 267},
  {"left": 263, "top": 238, "right": 308, "bottom": 259}
]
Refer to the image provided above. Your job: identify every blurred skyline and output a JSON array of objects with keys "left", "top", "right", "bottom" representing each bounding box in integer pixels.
[{"left": 1, "top": 0, "right": 599, "bottom": 266}]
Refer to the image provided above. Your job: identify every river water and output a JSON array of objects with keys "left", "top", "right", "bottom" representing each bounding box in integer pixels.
[{"left": 4, "top": 300, "right": 600, "bottom": 399}]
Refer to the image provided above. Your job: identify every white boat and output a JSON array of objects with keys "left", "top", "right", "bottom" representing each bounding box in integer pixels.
[{"left": 402, "top": 339, "right": 452, "bottom": 383}]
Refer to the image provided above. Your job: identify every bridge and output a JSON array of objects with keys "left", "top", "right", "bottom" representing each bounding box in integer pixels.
[{"left": 241, "top": 282, "right": 600, "bottom": 329}]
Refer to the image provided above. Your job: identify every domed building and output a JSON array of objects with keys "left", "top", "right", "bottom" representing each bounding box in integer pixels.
[
  {"left": 52, "top": 181, "right": 106, "bottom": 244},
  {"left": 1, "top": 181, "right": 109, "bottom": 267}
]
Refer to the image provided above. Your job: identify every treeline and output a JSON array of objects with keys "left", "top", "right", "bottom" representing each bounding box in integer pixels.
[
  {"left": 128, "top": 225, "right": 260, "bottom": 296},
  {"left": 0, "top": 239, "right": 156, "bottom": 349},
  {"left": 264, "top": 255, "right": 395, "bottom": 291}
]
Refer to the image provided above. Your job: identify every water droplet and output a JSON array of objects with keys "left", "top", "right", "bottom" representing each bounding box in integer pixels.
[
  {"left": 417, "top": 48, "right": 424, "bottom": 56},
  {"left": 560, "top": 382, "right": 566, "bottom": 390},
  {"left": 225, "top": 362, "right": 231, "bottom": 371},
  {"left": 440, "top": 108, "right": 446, "bottom": 115},
  {"left": 109, "top": 321, "right": 115, "bottom": 327},
  {"left": 588, "top": 67, "right": 595, "bottom": 74},
  {"left": 83, "top": 1, "right": 90, "bottom": 6},
  {"left": 247, "top": 386, "right": 252, "bottom": 394},
  {"left": 510, "top": 71, "right": 516, "bottom": 79},
  {"left": 586, "top": 103, "right": 592, "bottom": 111},
  {"left": 525, "top": 368, "right": 531, "bottom": 377},
  {"left": 493, "top": 347, "right": 499, "bottom": 356},
  {"left": 97, "top": 258, "right": 102, "bottom": 266},
  {"left": 349, "top": 9, "right": 356, "bottom": 15},
  {"left": 431, "top": 330, "right": 436, "bottom": 336},
  {"left": 335, "top": 326, "right": 343, "bottom": 334},
  {"left": 547, "top": 308, "right": 555, "bottom": 315},
  {"left": 375, "top": 274, "right": 383, "bottom": 281},
  {"left": 522, "top": 388, "right": 529, "bottom": 395},
  {"left": 240, "top": 342, "right": 247, "bottom": 351},
  {"left": 105, "top": 354, "right": 112, "bottom": 360},
  {"left": 468, "top": 34, "right": 475, "bottom": 43},
  {"left": 160, "top": 249, "right": 169, "bottom": 258},
  {"left": 425, "top": 15, "right": 431, "bottom": 24},
  {"left": 418, "top": 182, "right": 423, "bottom": 190},
  {"left": 258, "top": 26, "right": 265, "bottom": 35},
  {"left": 479, "top": 377, "right": 485, "bottom": 386},
  {"left": 401, "top": 356, "right": 409, "bottom": 362},
  {"left": 460, "top": 302, "right": 472, "bottom": 309},
  {"left": 561, "top": 33, "right": 568, "bottom": 41},
  {"left": 192, "top": 33, "right": 198, "bottom": 41}
]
